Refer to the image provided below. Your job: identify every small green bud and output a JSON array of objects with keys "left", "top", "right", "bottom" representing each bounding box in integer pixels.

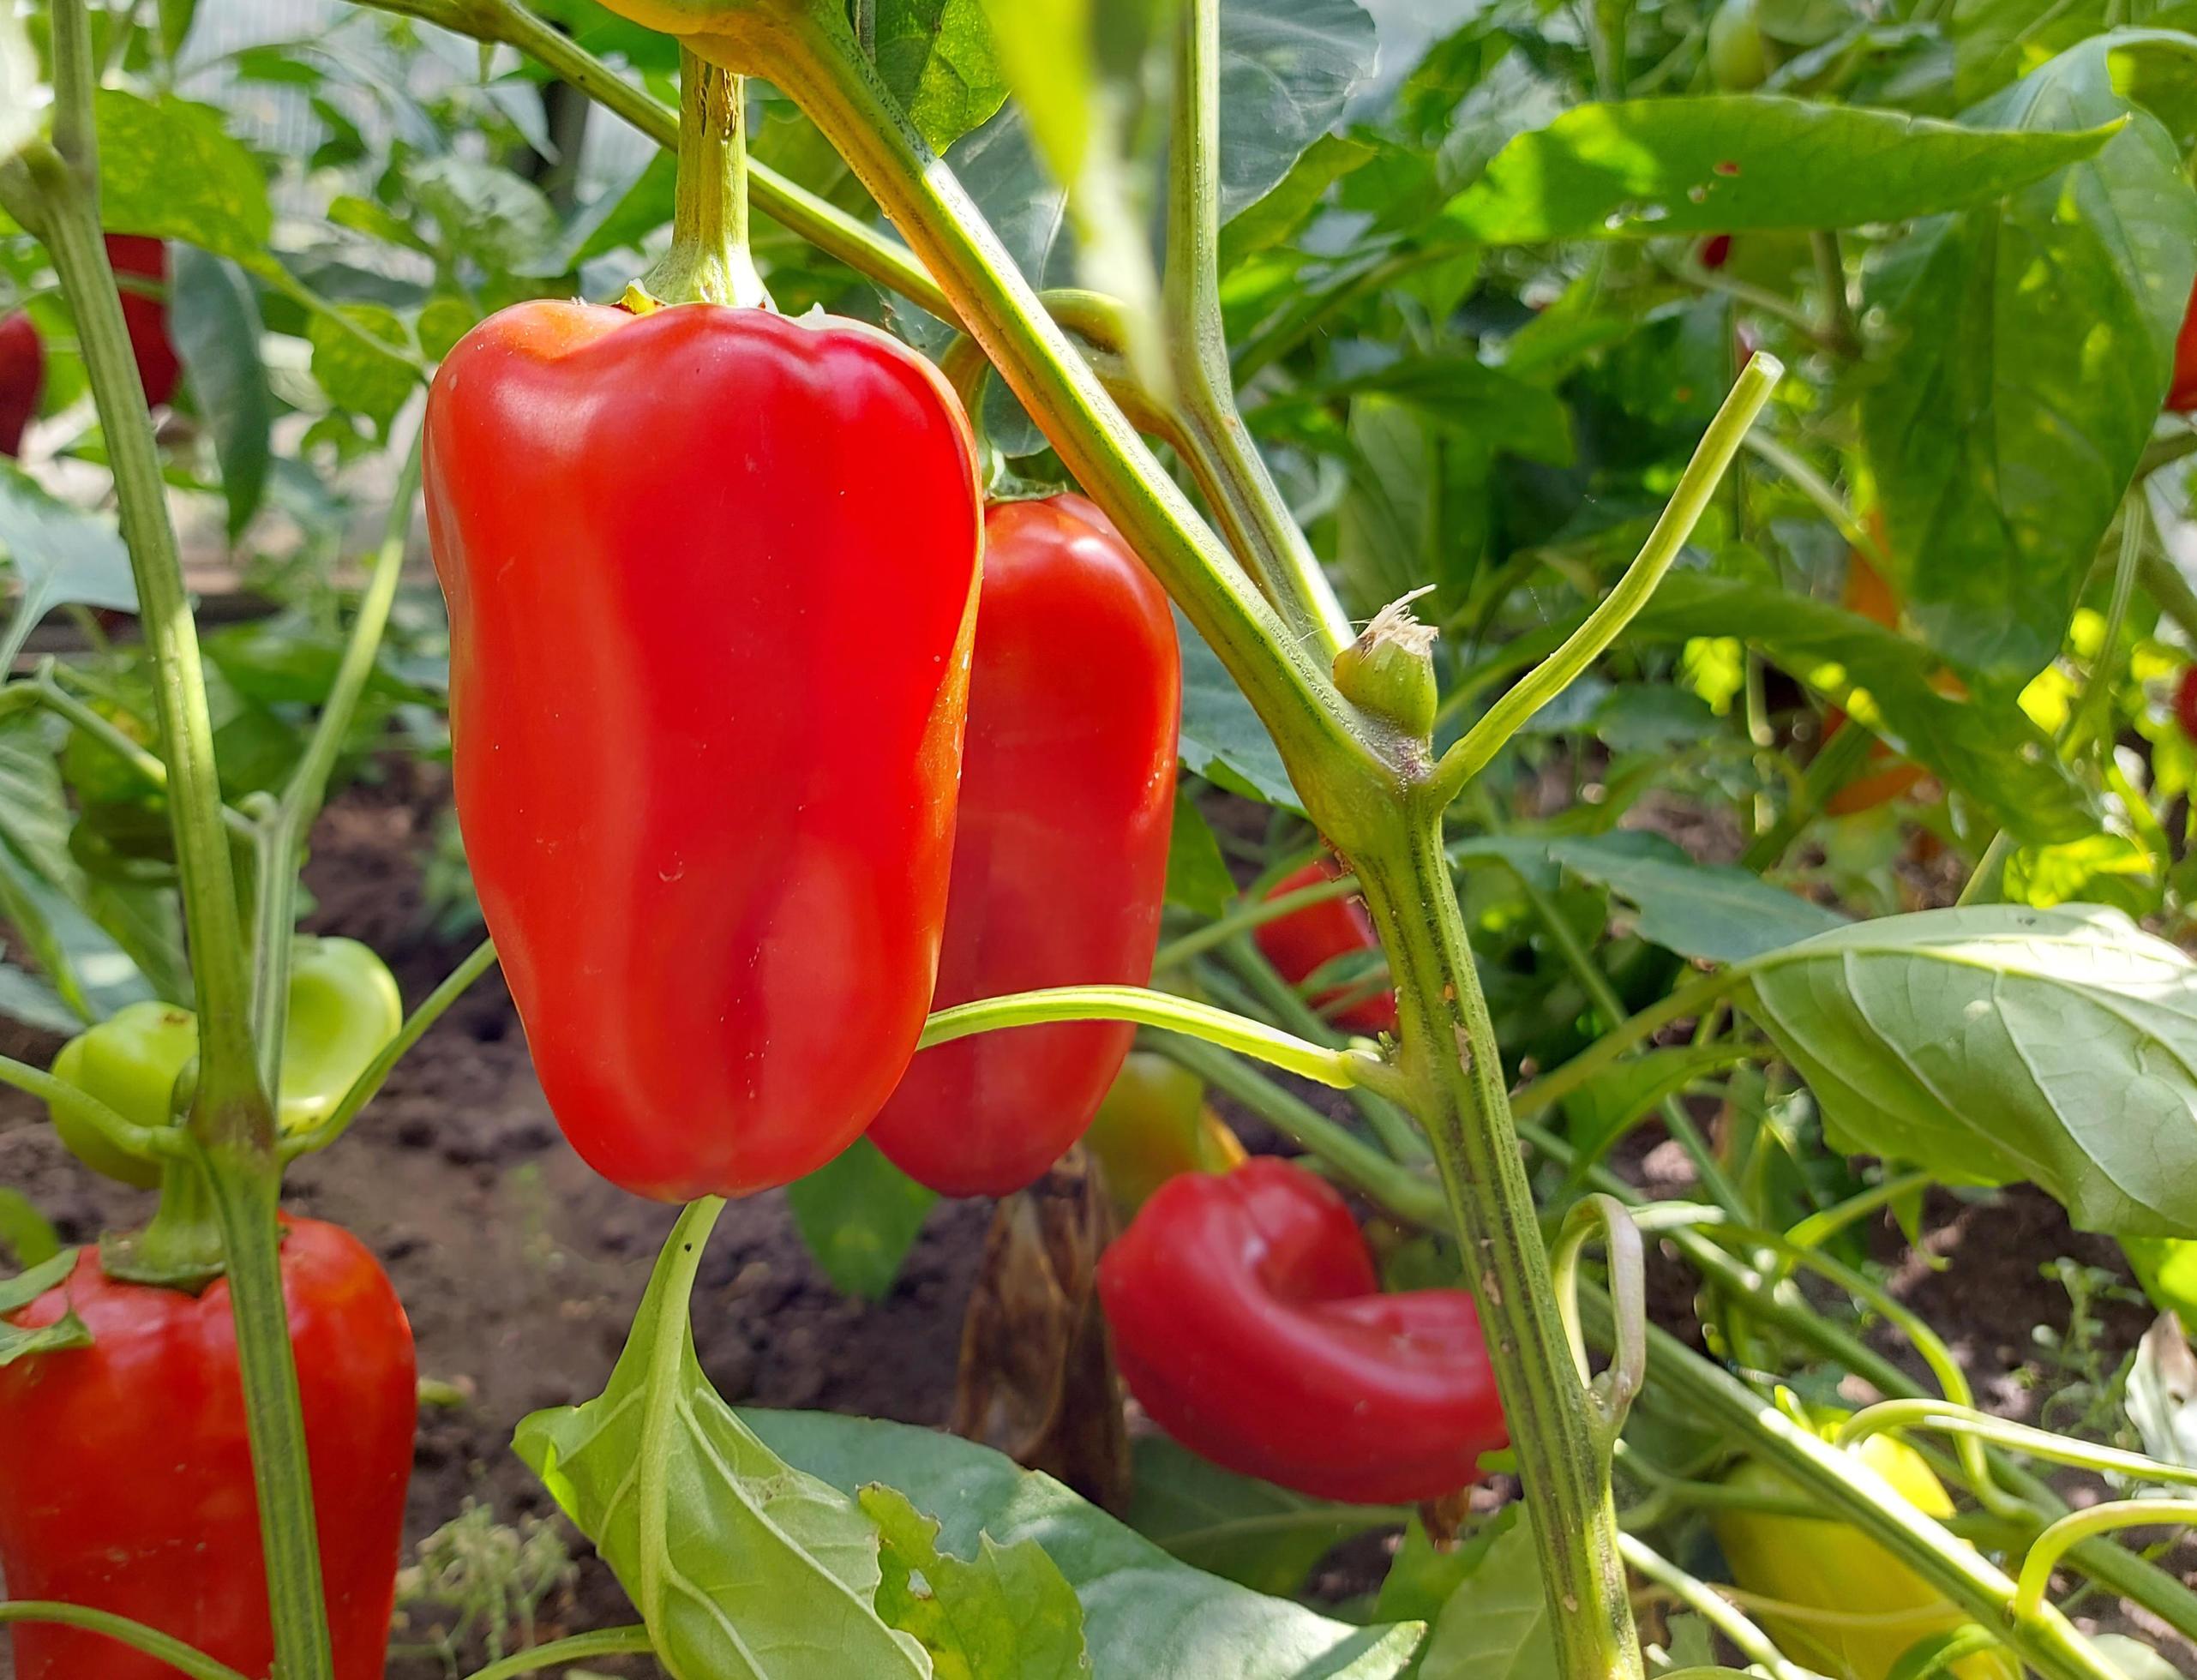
[{"left": 1334, "top": 590, "right": 1439, "bottom": 740}]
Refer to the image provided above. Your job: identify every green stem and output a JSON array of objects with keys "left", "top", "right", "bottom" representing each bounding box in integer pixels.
[
  {"left": 1349, "top": 805, "right": 1644, "bottom": 1678},
  {"left": 1838, "top": 1400, "right": 2197, "bottom": 1492},
  {"left": 104, "top": 1148, "right": 225, "bottom": 1287},
  {"left": 2014, "top": 1503, "right": 2197, "bottom": 1623},
  {"left": 1616, "top": 1535, "right": 1827, "bottom": 1680},
  {"left": 284, "top": 935, "right": 499, "bottom": 1159},
  {"left": 1784, "top": 1168, "right": 1930, "bottom": 1251},
  {"left": 1152, "top": 873, "right": 1360, "bottom": 972},
  {"left": 199, "top": 1149, "right": 334, "bottom": 1680},
  {"left": 2140, "top": 542, "right": 2197, "bottom": 647},
  {"left": 1506, "top": 966, "right": 1747, "bottom": 1121},
  {"left": 252, "top": 429, "right": 423, "bottom": 1097},
  {"left": 915, "top": 982, "right": 1384, "bottom": 1092},
  {"left": 3, "top": 94, "right": 265, "bottom": 1153},
  {"left": 460, "top": 1629, "right": 657, "bottom": 1680},
  {"left": 1811, "top": 231, "right": 1859, "bottom": 357},
  {"left": 0, "top": 1050, "right": 181, "bottom": 1167},
  {"left": 1580, "top": 1297, "right": 2116, "bottom": 1680},
  {"left": 346, "top": 0, "right": 951, "bottom": 320},
  {"left": 1429, "top": 355, "right": 1781, "bottom": 805},
  {"left": 1153, "top": 1034, "right": 1444, "bottom": 1225},
  {"left": 1162, "top": 0, "right": 1348, "bottom": 655},
  {"left": 639, "top": 49, "right": 770, "bottom": 309},
  {"left": 0, "top": 1604, "right": 250, "bottom": 1680}
]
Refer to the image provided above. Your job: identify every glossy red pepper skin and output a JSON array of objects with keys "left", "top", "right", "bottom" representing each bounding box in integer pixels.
[
  {"left": 426, "top": 301, "right": 981, "bottom": 1202},
  {"left": 1097, "top": 1157, "right": 1504, "bottom": 1503},
  {"left": 0, "top": 1220, "right": 416, "bottom": 1680},
  {"left": 868, "top": 495, "right": 1180, "bottom": 1197},
  {"left": 105, "top": 235, "right": 180, "bottom": 409},
  {"left": 0, "top": 312, "right": 42, "bottom": 457},
  {"left": 2177, "top": 667, "right": 2197, "bottom": 741},
  {"left": 1254, "top": 860, "right": 1398, "bottom": 1035},
  {"left": 2170, "top": 274, "right": 2197, "bottom": 413}
]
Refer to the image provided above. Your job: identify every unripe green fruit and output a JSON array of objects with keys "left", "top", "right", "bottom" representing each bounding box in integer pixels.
[
  {"left": 1334, "top": 592, "right": 1439, "bottom": 740},
  {"left": 1707, "top": 0, "right": 1768, "bottom": 90}
]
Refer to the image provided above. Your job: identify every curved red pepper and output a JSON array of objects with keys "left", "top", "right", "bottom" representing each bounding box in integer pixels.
[
  {"left": 1097, "top": 1157, "right": 1504, "bottom": 1503},
  {"left": 868, "top": 495, "right": 1180, "bottom": 1196},
  {"left": 1254, "top": 860, "right": 1398, "bottom": 1035},
  {"left": 0, "top": 1220, "right": 416, "bottom": 1679},
  {"left": 426, "top": 301, "right": 981, "bottom": 1201},
  {"left": 0, "top": 312, "right": 42, "bottom": 458},
  {"left": 105, "top": 236, "right": 180, "bottom": 410},
  {"left": 2171, "top": 274, "right": 2197, "bottom": 413}
]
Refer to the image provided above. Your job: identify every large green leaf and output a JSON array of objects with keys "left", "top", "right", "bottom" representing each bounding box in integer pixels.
[
  {"left": 745, "top": 1410, "right": 1426, "bottom": 1678},
  {"left": 1623, "top": 571, "right": 2095, "bottom": 844},
  {"left": 1542, "top": 831, "right": 1847, "bottom": 963},
  {"left": 1123, "top": 1437, "right": 1393, "bottom": 1599},
  {"left": 874, "top": 0, "right": 1011, "bottom": 153},
  {"left": 1737, "top": 904, "right": 2197, "bottom": 1238},
  {"left": 0, "top": 465, "right": 139, "bottom": 652},
  {"left": 1442, "top": 95, "right": 2115, "bottom": 243},
  {"left": 1860, "top": 34, "right": 2197, "bottom": 680},
  {"left": 1174, "top": 605, "right": 1301, "bottom": 812},
  {"left": 514, "top": 1207, "right": 930, "bottom": 1679},
  {"left": 1413, "top": 1509, "right": 1555, "bottom": 1680},
  {"left": 94, "top": 91, "right": 273, "bottom": 266},
  {"left": 169, "top": 248, "right": 272, "bottom": 543}
]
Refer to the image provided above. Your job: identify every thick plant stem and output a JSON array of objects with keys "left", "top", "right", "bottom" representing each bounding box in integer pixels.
[
  {"left": 640, "top": 50, "right": 771, "bottom": 309},
  {"left": 1163, "top": 0, "right": 1348, "bottom": 655},
  {"left": 1352, "top": 800, "right": 1643, "bottom": 1679},
  {"left": 197, "top": 1152, "right": 333, "bottom": 1680}
]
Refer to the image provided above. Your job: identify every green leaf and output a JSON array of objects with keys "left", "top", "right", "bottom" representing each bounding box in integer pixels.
[
  {"left": 0, "top": 465, "right": 141, "bottom": 641},
  {"left": 1414, "top": 1509, "right": 1556, "bottom": 1680},
  {"left": 1124, "top": 1436, "right": 1392, "bottom": 1599},
  {"left": 1623, "top": 571, "right": 2096, "bottom": 845},
  {"left": 1444, "top": 95, "right": 2117, "bottom": 243},
  {"left": 157, "top": 0, "right": 200, "bottom": 58},
  {"left": 0, "top": 963, "right": 79, "bottom": 1036},
  {"left": 2003, "top": 831, "right": 2160, "bottom": 919},
  {"left": 1373, "top": 1509, "right": 1510, "bottom": 1626},
  {"left": 409, "top": 156, "right": 560, "bottom": 273},
  {"left": 875, "top": 0, "right": 1011, "bottom": 153},
  {"left": 94, "top": 91, "right": 273, "bottom": 265},
  {"left": 745, "top": 1408, "right": 1426, "bottom": 1678},
  {"left": 0, "top": 1249, "right": 89, "bottom": 1365},
  {"left": 1219, "top": 133, "right": 1375, "bottom": 271},
  {"left": 417, "top": 297, "right": 482, "bottom": 363},
  {"left": 1174, "top": 605, "right": 1301, "bottom": 812},
  {"left": 1544, "top": 831, "right": 1848, "bottom": 963},
  {"left": 1215, "top": 0, "right": 1378, "bottom": 220},
  {"left": 1736, "top": 904, "right": 2197, "bottom": 1238},
  {"left": 1860, "top": 36, "right": 2197, "bottom": 681},
  {"left": 1948, "top": 0, "right": 2109, "bottom": 105},
  {"left": 1259, "top": 357, "right": 1572, "bottom": 468},
  {"left": 0, "top": 1188, "right": 61, "bottom": 1269},
  {"left": 861, "top": 1484, "right": 1093, "bottom": 1677},
  {"left": 1164, "top": 790, "right": 1236, "bottom": 918},
  {"left": 308, "top": 304, "right": 417, "bottom": 436},
  {"left": 0, "top": 845, "right": 154, "bottom": 1023},
  {"left": 785, "top": 1137, "right": 937, "bottom": 1302},
  {"left": 168, "top": 247, "right": 272, "bottom": 542},
  {"left": 1558, "top": 1043, "right": 1747, "bottom": 1172},
  {"left": 513, "top": 1204, "right": 929, "bottom": 1679}
]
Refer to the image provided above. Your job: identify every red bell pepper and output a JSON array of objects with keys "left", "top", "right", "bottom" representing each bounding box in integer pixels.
[
  {"left": 1254, "top": 859, "right": 1398, "bottom": 1035},
  {"left": 105, "top": 235, "right": 180, "bottom": 409},
  {"left": 868, "top": 494, "right": 1180, "bottom": 1197},
  {"left": 2177, "top": 667, "right": 2197, "bottom": 742},
  {"left": 0, "top": 312, "right": 42, "bottom": 457},
  {"left": 1097, "top": 1156, "right": 1505, "bottom": 1503},
  {"left": 2170, "top": 273, "right": 2197, "bottom": 413},
  {"left": 0, "top": 1220, "right": 416, "bottom": 1679},
  {"left": 425, "top": 301, "right": 982, "bottom": 1201}
]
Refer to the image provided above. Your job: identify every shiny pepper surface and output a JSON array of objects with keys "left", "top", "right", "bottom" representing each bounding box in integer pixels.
[
  {"left": 868, "top": 494, "right": 1180, "bottom": 1197},
  {"left": 0, "top": 1220, "right": 417, "bottom": 1680},
  {"left": 105, "top": 235, "right": 180, "bottom": 409},
  {"left": 2171, "top": 275, "right": 2197, "bottom": 412},
  {"left": 1712, "top": 1432, "right": 2016, "bottom": 1680},
  {"left": 1254, "top": 860, "right": 1398, "bottom": 1035},
  {"left": 1097, "top": 1157, "right": 1504, "bottom": 1503},
  {"left": 426, "top": 302, "right": 981, "bottom": 1201},
  {"left": 0, "top": 312, "right": 42, "bottom": 457}
]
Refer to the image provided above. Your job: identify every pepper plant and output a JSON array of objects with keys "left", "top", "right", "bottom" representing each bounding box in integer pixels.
[{"left": 9, "top": 1, "right": 2197, "bottom": 1678}]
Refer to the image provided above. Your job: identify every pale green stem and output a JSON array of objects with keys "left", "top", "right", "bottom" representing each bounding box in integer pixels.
[
  {"left": 0, "top": 1605, "right": 249, "bottom": 1680},
  {"left": 1430, "top": 355, "right": 1781, "bottom": 805},
  {"left": 461, "top": 1629, "right": 657, "bottom": 1680},
  {"left": 2014, "top": 1503, "right": 2197, "bottom": 1624},
  {"left": 1617, "top": 1535, "right": 1831, "bottom": 1680}
]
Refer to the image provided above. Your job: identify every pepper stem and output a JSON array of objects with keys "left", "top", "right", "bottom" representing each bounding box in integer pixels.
[
  {"left": 102, "top": 1145, "right": 226, "bottom": 1291},
  {"left": 635, "top": 49, "right": 773, "bottom": 311}
]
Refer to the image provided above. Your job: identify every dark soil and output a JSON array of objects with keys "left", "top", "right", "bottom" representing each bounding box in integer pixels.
[{"left": 0, "top": 768, "right": 2189, "bottom": 1674}]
